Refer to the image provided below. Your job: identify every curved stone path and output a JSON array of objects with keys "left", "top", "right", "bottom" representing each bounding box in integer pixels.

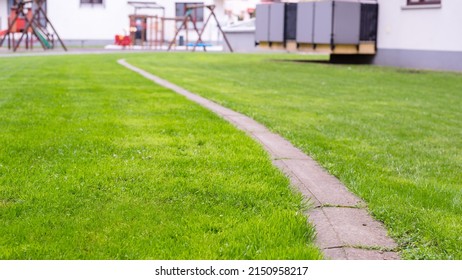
[{"left": 118, "top": 59, "right": 399, "bottom": 260}]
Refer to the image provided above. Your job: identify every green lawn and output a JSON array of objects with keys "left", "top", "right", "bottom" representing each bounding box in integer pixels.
[
  {"left": 127, "top": 53, "right": 462, "bottom": 260},
  {"left": 0, "top": 55, "right": 322, "bottom": 259}
]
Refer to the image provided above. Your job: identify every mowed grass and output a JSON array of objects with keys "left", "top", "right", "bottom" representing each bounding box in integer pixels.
[
  {"left": 127, "top": 53, "right": 462, "bottom": 259},
  {"left": 0, "top": 55, "right": 322, "bottom": 260}
]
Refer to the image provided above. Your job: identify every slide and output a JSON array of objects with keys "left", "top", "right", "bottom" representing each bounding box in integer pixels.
[{"left": 34, "top": 28, "right": 52, "bottom": 49}]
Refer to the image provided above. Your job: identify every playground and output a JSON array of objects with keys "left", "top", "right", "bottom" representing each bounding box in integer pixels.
[
  {"left": 0, "top": 0, "right": 66, "bottom": 52},
  {"left": 0, "top": 1, "right": 231, "bottom": 53},
  {"left": 113, "top": 3, "right": 232, "bottom": 52}
]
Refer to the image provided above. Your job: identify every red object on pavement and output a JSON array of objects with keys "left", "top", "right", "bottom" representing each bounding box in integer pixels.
[{"left": 115, "top": 35, "right": 131, "bottom": 47}]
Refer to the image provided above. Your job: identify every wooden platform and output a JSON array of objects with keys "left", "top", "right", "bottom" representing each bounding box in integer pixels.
[{"left": 258, "top": 41, "right": 376, "bottom": 55}]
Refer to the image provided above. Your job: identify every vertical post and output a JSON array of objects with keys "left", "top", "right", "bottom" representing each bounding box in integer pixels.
[
  {"left": 141, "top": 17, "right": 145, "bottom": 47},
  {"left": 129, "top": 15, "right": 135, "bottom": 47},
  {"left": 185, "top": 16, "right": 189, "bottom": 50},
  {"left": 149, "top": 17, "right": 153, "bottom": 49},
  {"left": 154, "top": 16, "right": 158, "bottom": 50},
  {"left": 161, "top": 17, "right": 165, "bottom": 47}
]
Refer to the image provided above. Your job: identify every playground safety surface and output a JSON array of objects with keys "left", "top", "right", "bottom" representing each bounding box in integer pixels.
[{"left": 119, "top": 59, "right": 400, "bottom": 260}]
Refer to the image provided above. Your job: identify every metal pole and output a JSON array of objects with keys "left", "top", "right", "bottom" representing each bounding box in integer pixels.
[
  {"left": 185, "top": 16, "right": 189, "bottom": 51},
  {"left": 161, "top": 17, "right": 165, "bottom": 47}
]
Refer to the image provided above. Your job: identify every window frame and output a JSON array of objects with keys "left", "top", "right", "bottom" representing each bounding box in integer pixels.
[
  {"left": 175, "top": 2, "right": 204, "bottom": 24},
  {"left": 80, "top": 0, "right": 104, "bottom": 6},
  {"left": 406, "top": 0, "right": 441, "bottom": 6}
]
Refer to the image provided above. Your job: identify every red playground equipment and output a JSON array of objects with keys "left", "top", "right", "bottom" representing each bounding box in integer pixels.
[
  {"left": 114, "top": 35, "right": 132, "bottom": 47},
  {"left": 0, "top": 0, "right": 67, "bottom": 52}
]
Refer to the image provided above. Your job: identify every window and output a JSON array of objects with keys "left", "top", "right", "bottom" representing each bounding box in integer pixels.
[
  {"left": 175, "top": 2, "right": 204, "bottom": 23},
  {"left": 407, "top": 0, "right": 441, "bottom": 5},
  {"left": 80, "top": 0, "right": 104, "bottom": 4},
  {"left": 80, "top": 0, "right": 104, "bottom": 8}
]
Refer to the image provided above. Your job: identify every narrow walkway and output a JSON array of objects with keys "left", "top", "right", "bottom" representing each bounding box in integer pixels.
[{"left": 118, "top": 59, "right": 399, "bottom": 260}]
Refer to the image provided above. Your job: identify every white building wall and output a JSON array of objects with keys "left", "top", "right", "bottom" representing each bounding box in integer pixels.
[
  {"left": 373, "top": 0, "right": 462, "bottom": 71},
  {"left": 0, "top": 0, "right": 7, "bottom": 31},
  {"left": 49, "top": 1, "right": 131, "bottom": 41},
  {"left": 49, "top": 0, "right": 220, "bottom": 43},
  {"left": 377, "top": 0, "right": 462, "bottom": 52}
]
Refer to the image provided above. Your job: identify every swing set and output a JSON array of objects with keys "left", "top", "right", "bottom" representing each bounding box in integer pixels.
[
  {"left": 124, "top": 3, "right": 233, "bottom": 52},
  {"left": 0, "top": 0, "right": 66, "bottom": 52},
  {"left": 168, "top": 4, "right": 233, "bottom": 52}
]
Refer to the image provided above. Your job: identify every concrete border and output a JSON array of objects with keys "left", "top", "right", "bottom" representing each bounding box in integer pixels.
[{"left": 118, "top": 59, "right": 399, "bottom": 260}]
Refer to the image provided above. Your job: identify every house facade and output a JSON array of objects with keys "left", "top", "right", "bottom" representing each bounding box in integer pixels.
[
  {"left": 374, "top": 0, "right": 462, "bottom": 71},
  {"left": 0, "top": 0, "right": 260, "bottom": 46}
]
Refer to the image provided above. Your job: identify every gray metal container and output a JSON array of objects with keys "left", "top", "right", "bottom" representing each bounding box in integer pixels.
[
  {"left": 333, "top": 1, "right": 361, "bottom": 45},
  {"left": 296, "top": 2, "right": 315, "bottom": 44},
  {"left": 269, "top": 3, "right": 285, "bottom": 43},
  {"left": 255, "top": 4, "right": 270, "bottom": 43},
  {"left": 313, "top": 0, "right": 333, "bottom": 45}
]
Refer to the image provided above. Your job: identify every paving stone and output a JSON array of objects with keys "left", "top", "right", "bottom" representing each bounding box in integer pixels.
[
  {"left": 273, "top": 160, "right": 322, "bottom": 207},
  {"left": 321, "top": 207, "right": 397, "bottom": 249},
  {"left": 252, "top": 132, "right": 309, "bottom": 160},
  {"left": 278, "top": 159, "right": 363, "bottom": 207},
  {"left": 308, "top": 209, "right": 344, "bottom": 249},
  {"left": 200, "top": 101, "right": 242, "bottom": 117},
  {"left": 323, "top": 248, "right": 398, "bottom": 260},
  {"left": 223, "top": 115, "right": 270, "bottom": 133},
  {"left": 322, "top": 248, "right": 348, "bottom": 260}
]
